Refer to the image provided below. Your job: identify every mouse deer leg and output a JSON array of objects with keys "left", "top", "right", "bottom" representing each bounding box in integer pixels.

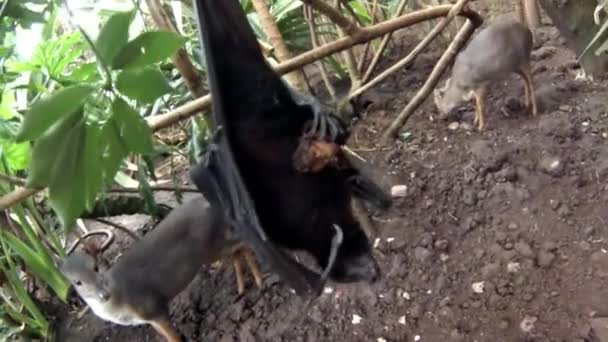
[
  {"left": 517, "top": 66, "right": 537, "bottom": 116},
  {"left": 473, "top": 86, "right": 487, "bottom": 131},
  {"left": 150, "top": 317, "right": 182, "bottom": 342}
]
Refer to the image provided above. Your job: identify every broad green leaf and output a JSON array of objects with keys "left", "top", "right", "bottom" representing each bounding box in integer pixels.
[
  {"left": 101, "top": 120, "right": 128, "bottom": 184},
  {"left": 69, "top": 62, "right": 101, "bottom": 83},
  {"left": 579, "top": 19, "right": 608, "bottom": 61},
  {"left": 595, "top": 35, "right": 608, "bottom": 55},
  {"left": 112, "top": 31, "right": 186, "bottom": 69},
  {"left": 83, "top": 124, "right": 104, "bottom": 211},
  {"left": 0, "top": 140, "right": 30, "bottom": 171},
  {"left": 47, "top": 116, "right": 88, "bottom": 230},
  {"left": 115, "top": 67, "right": 173, "bottom": 103},
  {"left": 111, "top": 98, "right": 155, "bottom": 154},
  {"left": 96, "top": 10, "right": 135, "bottom": 68},
  {"left": 16, "top": 85, "right": 95, "bottom": 141},
  {"left": 1, "top": 231, "right": 70, "bottom": 300},
  {"left": 27, "top": 108, "right": 84, "bottom": 188}
]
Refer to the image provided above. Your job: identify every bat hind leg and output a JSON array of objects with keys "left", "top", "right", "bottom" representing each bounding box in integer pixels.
[{"left": 232, "top": 247, "right": 264, "bottom": 294}]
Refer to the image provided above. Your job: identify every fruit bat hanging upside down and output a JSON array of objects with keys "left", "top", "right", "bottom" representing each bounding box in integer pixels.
[{"left": 190, "top": 0, "right": 392, "bottom": 297}]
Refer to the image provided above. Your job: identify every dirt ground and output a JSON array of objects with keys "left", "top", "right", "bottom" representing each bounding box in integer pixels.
[{"left": 52, "top": 4, "right": 608, "bottom": 342}]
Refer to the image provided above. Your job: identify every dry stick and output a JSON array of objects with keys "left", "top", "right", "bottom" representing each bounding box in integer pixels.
[
  {"left": 361, "top": 0, "right": 409, "bottom": 84},
  {"left": 0, "top": 5, "right": 482, "bottom": 209},
  {"left": 352, "top": 0, "right": 473, "bottom": 99},
  {"left": 334, "top": 0, "right": 362, "bottom": 89},
  {"left": 92, "top": 218, "right": 141, "bottom": 241},
  {"left": 251, "top": 0, "right": 308, "bottom": 92},
  {"left": 305, "top": 5, "right": 337, "bottom": 100},
  {"left": 109, "top": 186, "right": 199, "bottom": 193},
  {"left": 301, "top": 0, "right": 361, "bottom": 36},
  {"left": 381, "top": 19, "right": 479, "bottom": 143},
  {"left": 0, "top": 174, "right": 26, "bottom": 186},
  {"left": 356, "top": 0, "right": 380, "bottom": 74},
  {"left": 146, "top": 0, "right": 206, "bottom": 98}
]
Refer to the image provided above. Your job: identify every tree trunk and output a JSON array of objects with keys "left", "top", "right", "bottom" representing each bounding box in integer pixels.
[
  {"left": 251, "top": 0, "right": 309, "bottom": 92},
  {"left": 539, "top": 0, "right": 608, "bottom": 77}
]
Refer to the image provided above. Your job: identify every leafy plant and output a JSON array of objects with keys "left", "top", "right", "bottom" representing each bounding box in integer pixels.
[{"left": 11, "top": 10, "right": 185, "bottom": 230}]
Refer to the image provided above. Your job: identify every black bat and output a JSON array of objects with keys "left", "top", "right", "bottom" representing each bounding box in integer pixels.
[{"left": 190, "top": 0, "right": 390, "bottom": 297}]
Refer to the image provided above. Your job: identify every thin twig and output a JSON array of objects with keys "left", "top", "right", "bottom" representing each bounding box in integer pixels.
[
  {"left": 304, "top": 5, "right": 337, "bottom": 100},
  {"left": 301, "top": 0, "right": 362, "bottom": 36},
  {"left": 109, "top": 185, "right": 199, "bottom": 193},
  {"left": 356, "top": 0, "right": 381, "bottom": 73},
  {"left": 0, "top": 5, "right": 482, "bottom": 209},
  {"left": 352, "top": 0, "right": 471, "bottom": 99},
  {"left": 381, "top": 19, "right": 479, "bottom": 142},
  {"left": 335, "top": 0, "right": 362, "bottom": 89},
  {"left": 361, "top": 0, "right": 409, "bottom": 83},
  {"left": 0, "top": 174, "right": 26, "bottom": 186},
  {"left": 92, "top": 218, "right": 141, "bottom": 241}
]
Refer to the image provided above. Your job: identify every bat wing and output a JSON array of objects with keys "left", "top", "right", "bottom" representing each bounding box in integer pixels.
[{"left": 191, "top": 0, "right": 338, "bottom": 297}]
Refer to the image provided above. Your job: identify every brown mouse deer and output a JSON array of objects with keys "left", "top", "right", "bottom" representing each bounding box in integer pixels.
[
  {"left": 434, "top": 6, "right": 538, "bottom": 130},
  {"left": 60, "top": 195, "right": 262, "bottom": 342}
]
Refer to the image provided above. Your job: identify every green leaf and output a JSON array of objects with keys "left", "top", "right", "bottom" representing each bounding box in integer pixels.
[
  {"left": 115, "top": 67, "right": 173, "bottom": 103},
  {"left": 96, "top": 10, "right": 135, "bottom": 68},
  {"left": 579, "top": 19, "right": 608, "bottom": 61},
  {"left": 83, "top": 124, "right": 104, "bottom": 211},
  {"left": 1, "top": 231, "right": 70, "bottom": 300},
  {"left": 27, "top": 108, "right": 84, "bottom": 188},
  {"left": 111, "top": 98, "right": 155, "bottom": 154},
  {"left": 101, "top": 120, "right": 129, "bottom": 183},
  {"left": 16, "top": 85, "right": 95, "bottom": 141},
  {"left": 69, "top": 62, "right": 101, "bottom": 83},
  {"left": 47, "top": 116, "right": 88, "bottom": 230},
  {"left": 0, "top": 140, "right": 30, "bottom": 171},
  {"left": 112, "top": 31, "right": 186, "bottom": 69}
]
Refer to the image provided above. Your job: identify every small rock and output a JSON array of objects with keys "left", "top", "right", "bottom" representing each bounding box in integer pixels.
[
  {"left": 549, "top": 199, "right": 561, "bottom": 210},
  {"left": 515, "top": 241, "right": 535, "bottom": 258},
  {"left": 471, "top": 281, "right": 485, "bottom": 294},
  {"left": 537, "top": 251, "right": 556, "bottom": 268},
  {"left": 352, "top": 314, "right": 363, "bottom": 324},
  {"left": 499, "top": 319, "right": 510, "bottom": 330},
  {"left": 434, "top": 239, "right": 449, "bottom": 252},
  {"left": 414, "top": 247, "right": 433, "bottom": 262},
  {"left": 520, "top": 315, "right": 537, "bottom": 333},
  {"left": 460, "top": 122, "right": 473, "bottom": 131},
  {"left": 391, "top": 185, "right": 408, "bottom": 197},
  {"left": 462, "top": 189, "right": 477, "bottom": 206},
  {"left": 507, "top": 222, "right": 519, "bottom": 231},
  {"left": 507, "top": 262, "right": 521, "bottom": 273},
  {"left": 557, "top": 204, "right": 572, "bottom": 217},
  {"left": 539, "top": 156, "right": 563, "bottom": 176},
  {"left": 448, "top": 122, "right": 460, "bottom": 130}
]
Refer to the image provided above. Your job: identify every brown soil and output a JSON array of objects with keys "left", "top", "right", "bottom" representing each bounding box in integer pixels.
[{"left": 53, "top": 6, "right": 608, "bottom": 342}]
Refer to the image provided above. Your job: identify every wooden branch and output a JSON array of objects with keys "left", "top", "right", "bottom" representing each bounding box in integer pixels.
[
  {"left": 252, "top": 0, "right": 308, "bottom": 92},
  {"left": 335, "top": 1, "right": 361, "bottom": 89},
  {"left": 361, "top": 0, "right": 408, "bottom": 83},
  {"left": 0, "top": 5, "right": 482, "bottom": 209},
  {"left": 0, "top": 174, "right": 27, "bottom": 186},
  {"left": 301, "top": 0, "right": 362, "bottom": 36},
  {"left": 305, "top": 5, "right": 336, "bottom": 99},
  {"left": 381, "top": 19, "right": 479, "bottom": 143},
  {"left": 146, "top": 0, "right": 206, "bottom": 98},
  {"left": 352, "top": 0, "right": 472, "bottom": 98}
]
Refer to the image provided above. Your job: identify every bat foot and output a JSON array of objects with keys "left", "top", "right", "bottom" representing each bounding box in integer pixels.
[{"left": 232, "top": 247, "right": 264, "bottom": 295}]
